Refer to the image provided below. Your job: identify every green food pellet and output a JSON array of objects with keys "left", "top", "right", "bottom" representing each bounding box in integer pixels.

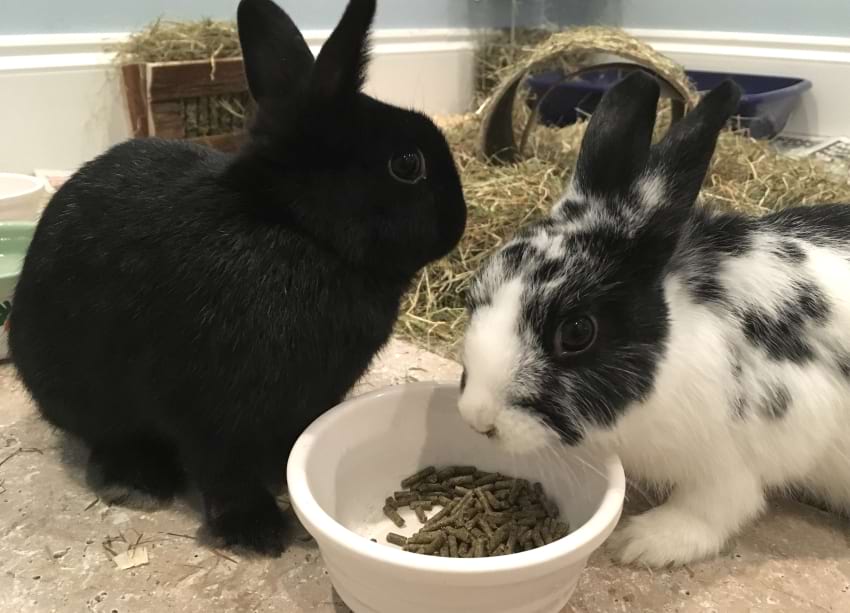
[
  {"left": 474, "top": 473, "right": 499, "bottom": 486},
  {"left": 477, "top": 516, "right": 494, "bottom": 539},
  {"left": 532, "top": 527, "right": 545, "bottom": 548},
  {"left": 541, "top": 520, "right": 553, "bottom": 544},
  {"left": 485, "top": 490, "right": 503, "bottom": 511},
  {"left": 516, "top": 526, "right": 530, "bottom": 543},
  {"left": 381, "top": 465, "right": 566, "bottom": 558},
  {"left": 423, "top": 532, "right": 446, "bottom": 555},
  {"left": 436, "top": 467, "right": 456, "bottom": 481},
  {"left": 553, "top": 521, "right": 570, "bottom": 540},
  {"left": 401, "top": 466, "right": 436, "bottom": 489},
  {"left": 408, "top": 531, "right": 440, "bottom": 545},
  {"left": 394, "top": 491, "right": 418, "bottom": 504},
  {"left": 542, "top": 497, "right": 560, "bottom": 519},
  {"left": 448, "top": 527, "right": 470, "bottom": 543},
  {"left": 506, "top": 525, "right": 518, "bottom": 553},
  {"left": 423, "top": 505, "right": 453, "bottom": 529},
  {"left": 508, "top": 480, "right": 523, "bottom": 504},
  {"left": 473, "top": 538, "right": 486, "bottom": 557},
  {"left": 474, "top": 488, "right": 492, "bottom": 513},
  {"left": 383, "top": 505, "right": 405, "bottom": 528},
  {"left": 416, "top": 483, "right": 449, "bottom": 494},
  {"left": 489, "top": 522, "right": 511, "bottom": 551}
]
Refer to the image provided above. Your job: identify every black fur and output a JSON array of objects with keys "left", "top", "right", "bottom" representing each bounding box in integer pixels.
[
  {"left": 775, "top": 239, "right": 806, "bottom": 263},
  {"left": 674, "top": 209, "right": 755, "bottom": 304},
  {"left": 760, "top": 385, "right": 791, "bottom": 420},
  {"left": 740, "top": 283, "right": 829, "bottom": 364},
  {"left": 502, "top": 223, "right": 672, "bottom": 443},
  {"left": 765, "top": 204, "right": 850, "bottom": 244},
  {"left": 10, "top": 0, "right": 465, "bottom": 556}
]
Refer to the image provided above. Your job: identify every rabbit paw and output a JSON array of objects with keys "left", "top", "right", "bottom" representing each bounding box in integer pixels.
[
  {"left": 609, "top": 506, "right": 726, "bottom": 567},
  {"left": 90, "top": 435, "right": 186, "bottom": 510},
  {"left": 206, "top": 492, "right": 288, "bottom": 557}
]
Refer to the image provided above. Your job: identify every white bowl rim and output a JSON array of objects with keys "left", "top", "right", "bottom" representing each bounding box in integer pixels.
[
  {"left": 287, "top": 381, "right": 626, "bottom": 576},
  {"left": 0, "top": 173, "right": 45, "bottom": 200}
]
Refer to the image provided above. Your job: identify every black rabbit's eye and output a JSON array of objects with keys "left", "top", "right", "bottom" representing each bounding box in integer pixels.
[
  {"left": 389, "top": 150, "right": 426, "bottom": 184},
  {"left": 554, "top": 316, "right": 597, "bottom": 356}
]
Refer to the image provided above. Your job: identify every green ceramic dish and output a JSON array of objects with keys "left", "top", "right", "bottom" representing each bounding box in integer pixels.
[{"left": 0, "top": 222, "right": 36, "bottom": 358}]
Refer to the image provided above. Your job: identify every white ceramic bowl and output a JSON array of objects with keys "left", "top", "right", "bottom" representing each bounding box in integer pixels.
[
  {"left": 0, "top": 173, "right": 47, "bottom": 221},
  {"left": 287, "top": 382, "right": 625, "bottom": 613}
]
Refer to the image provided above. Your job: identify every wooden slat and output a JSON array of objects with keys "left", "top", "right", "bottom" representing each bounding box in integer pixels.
[
  {"left": 120, "top": 63, "right": 149, "bottom": 137},
  {"left": 188, "top": 132, "right": 249, "bottom": 153},
  {"left": 148, "top": 58, "right": 249, "bottom": 102},
  {"left": 149, "top": 100, "right": 185, "bottom": 138}
]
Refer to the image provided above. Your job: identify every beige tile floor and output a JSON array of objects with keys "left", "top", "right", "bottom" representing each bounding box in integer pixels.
[{"left": 1, "top": 339, "right": 848, "bottom": 613}]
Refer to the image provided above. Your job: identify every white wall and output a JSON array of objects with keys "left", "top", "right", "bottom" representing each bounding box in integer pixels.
[{"left": 0, "top": 29, "right": 477, "bottom": 173}]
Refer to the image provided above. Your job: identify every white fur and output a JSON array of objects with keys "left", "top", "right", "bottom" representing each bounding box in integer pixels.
[
  {"left": 461, "top": 218, "right": 850, "bottom": 567},
  {"left": 459, "top": 278, "right": 556, "bottom": 454},
  {"left": 589, "top": 238, "right": 850, "bottom": 567},
  {"left": 637, "top": 174, "right": 666, "bottom": 210}
]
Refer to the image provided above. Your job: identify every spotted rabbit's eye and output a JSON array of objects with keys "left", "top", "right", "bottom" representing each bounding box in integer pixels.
[
  {"left": 554, "top": 315, "right": 597, "bottom": 356},
  {"left": 389, "top": 150, "right": 426, "bottom": 184}
]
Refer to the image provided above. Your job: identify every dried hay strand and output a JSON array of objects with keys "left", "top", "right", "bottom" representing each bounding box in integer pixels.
[
  {"left": 112, "top": 18, "right": 241, "bottom": 65},
  {"left": 396, "top": 28, "right": 850, "bottom": 357}
]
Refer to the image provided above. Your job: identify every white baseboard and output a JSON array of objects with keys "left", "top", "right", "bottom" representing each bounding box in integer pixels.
[
  {"left": 0, "top": 29, "right": 477, "bottom": 174},
  {"left": 631, "top": 29, "right": 850, "bottom": 138}
]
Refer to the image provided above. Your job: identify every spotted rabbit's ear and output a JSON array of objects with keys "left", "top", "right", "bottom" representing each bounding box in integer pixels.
[
  {"left": 571, "top": 71, "right": 661, "bottom": 201},
  {"left": 237, "top": 0, "right": 315, "bottom": 106},
  {"left": 649, "top": 80, "right": 742, "bottom": 209}
]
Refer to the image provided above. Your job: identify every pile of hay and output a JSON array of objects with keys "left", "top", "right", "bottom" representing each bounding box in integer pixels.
[
  {"left": 112, "top": 19, "right": 250, "bottom": 138},
  {"left": 112, "top": 18, "right": 241, "bottom": 65},
  {"left": 396, "top": 29, "right": 850, "bottom": 358}
]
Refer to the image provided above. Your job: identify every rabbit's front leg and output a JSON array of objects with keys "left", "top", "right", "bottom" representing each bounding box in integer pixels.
[{"left": 610, "top": 469, "right": 765, "bottom": 567}]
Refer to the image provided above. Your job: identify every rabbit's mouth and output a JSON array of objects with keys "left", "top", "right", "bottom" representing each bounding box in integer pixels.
[{"left": 459, "top": 396, "right": 557, "bottom": 455}]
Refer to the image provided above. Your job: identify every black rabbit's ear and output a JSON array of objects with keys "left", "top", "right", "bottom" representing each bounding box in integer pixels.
[
  {"left": 237, "top": 0, "right": 315, "bottom": 104},
  {"left": 310, "top": 0, "right": 376, "bottom": 102},
  {"left": 573, "top": 71, "right": 660, "bottom": 200},
  {"left": 650, "top": 80, "right": 741, "bottom": 207}
]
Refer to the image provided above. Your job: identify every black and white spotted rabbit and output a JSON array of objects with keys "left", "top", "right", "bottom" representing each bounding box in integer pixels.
[
  {"left": 458, "top": 70, "right": 850, "bottom": 566},
  {"left": 10, "top": 0, "right": 465, "bottom": 556}
]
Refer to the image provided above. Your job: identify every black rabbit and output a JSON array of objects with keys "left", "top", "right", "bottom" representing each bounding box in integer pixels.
[{"left": 10, "top": 0, "right": 466, "bottom": 556}]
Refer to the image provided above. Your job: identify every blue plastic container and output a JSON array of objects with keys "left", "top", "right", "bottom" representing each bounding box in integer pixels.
[{"left": 526, "top": 68, "right": 812, "bottom": 139}]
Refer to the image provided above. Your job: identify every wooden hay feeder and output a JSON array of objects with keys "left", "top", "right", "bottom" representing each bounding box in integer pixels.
[{"left": 120, "top": 58, "right": 253, "bottom": 153}]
